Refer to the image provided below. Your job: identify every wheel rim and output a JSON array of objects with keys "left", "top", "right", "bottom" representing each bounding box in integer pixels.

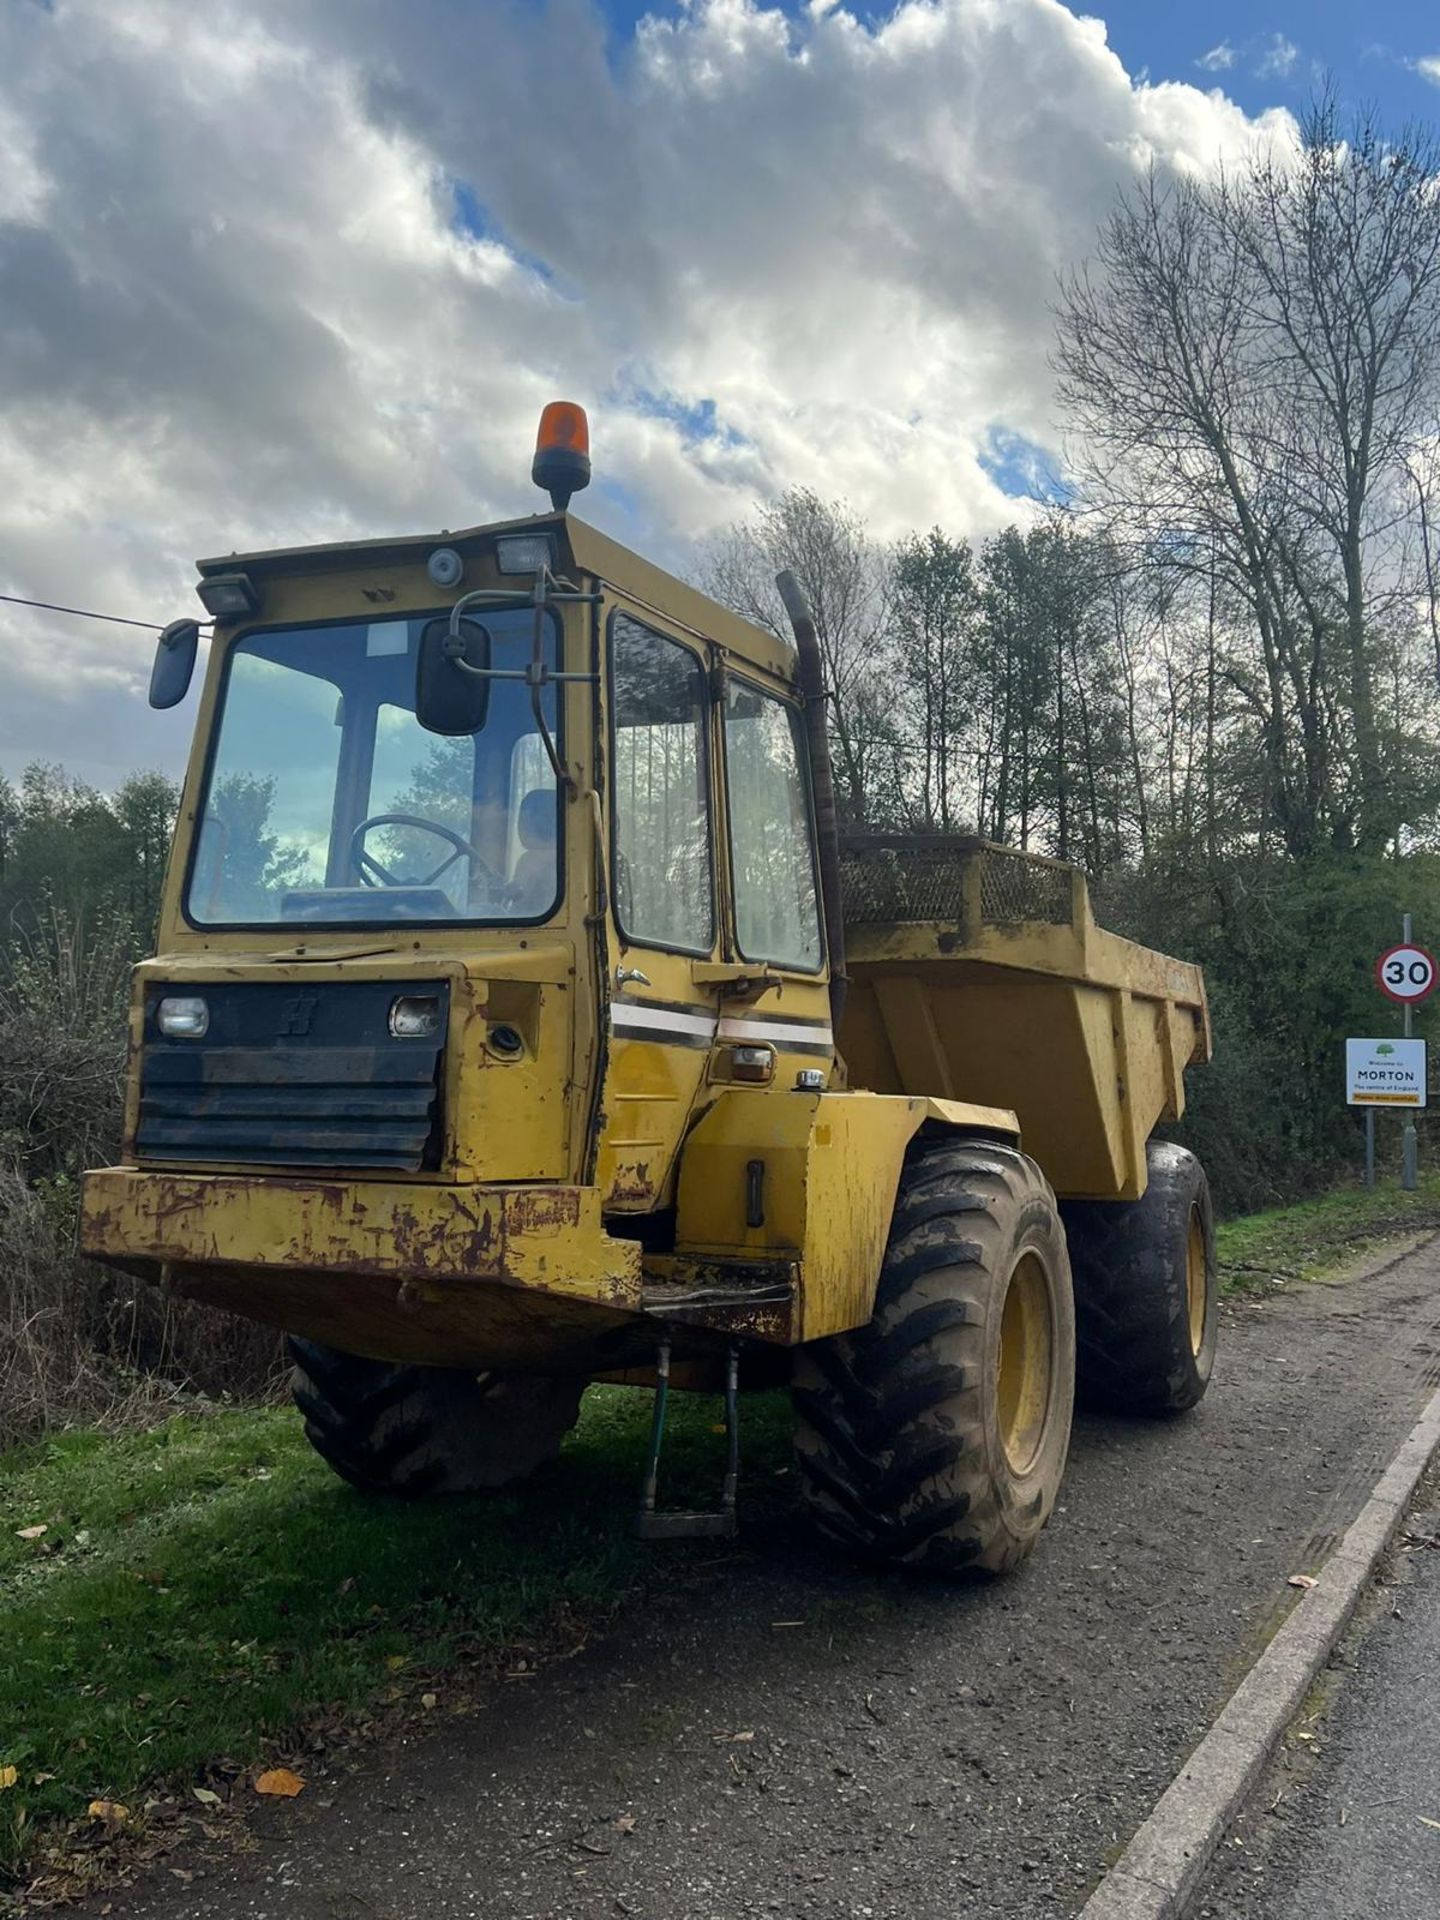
[
  {"left": 1186, "top": 1206, "right": 1208, "bottom": 1356},
  {"left": 997, "top": 1251, "right": 1054, "bottom": 1475}
]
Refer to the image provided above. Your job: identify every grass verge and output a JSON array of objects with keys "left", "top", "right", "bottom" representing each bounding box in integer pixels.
[
  {"left": 0, "top": 1384, "right": 792, "bottom": 1890},
  {"left": 1217, "top": 1171, "right": 1440, "bottom": 1291}
]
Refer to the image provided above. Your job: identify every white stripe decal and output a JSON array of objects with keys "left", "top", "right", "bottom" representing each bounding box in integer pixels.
[
  {"left": 718, "top": 1016, "right": 834, "bottom": 1048},
  {"left": 610, "top": 1004, "right": 717, "bottom": 1041}
]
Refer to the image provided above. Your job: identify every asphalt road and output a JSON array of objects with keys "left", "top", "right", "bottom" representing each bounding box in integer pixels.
[
  {"left": 1194, "top": 1477, "right": 1440, "bottom": 1920},
  {"left": 72, "top": 1237, "right": 1440, "bottom": 1920}
]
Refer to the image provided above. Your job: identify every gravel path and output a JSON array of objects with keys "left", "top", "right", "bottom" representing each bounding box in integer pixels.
[{"left": 73, "top": 1239, "right": 1440, "bottom": 1920}]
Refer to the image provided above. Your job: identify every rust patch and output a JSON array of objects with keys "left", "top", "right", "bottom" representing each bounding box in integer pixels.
[{"left": 607, "top": 1164, "right": 654, "bottom": 1206}]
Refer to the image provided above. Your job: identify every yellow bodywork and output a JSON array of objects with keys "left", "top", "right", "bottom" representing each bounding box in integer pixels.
[
  {"left": 673, "top": 1089, "right": 1019, "bottom": 1341},
  {"left": 840, "top": 840, "right": 1210, "bottom": 1203},
  {"left": 78, "top": 511, "right": 1210, "bottom": 1381}
]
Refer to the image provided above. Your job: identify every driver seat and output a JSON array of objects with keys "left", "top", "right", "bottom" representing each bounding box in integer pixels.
[{"left": 509, "top": 789, "right": 558, "bottom": 915}]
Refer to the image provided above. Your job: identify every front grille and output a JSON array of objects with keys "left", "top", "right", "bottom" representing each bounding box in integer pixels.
[{"left": 137, "top": 981, "right": 448, "bottom": 1172}]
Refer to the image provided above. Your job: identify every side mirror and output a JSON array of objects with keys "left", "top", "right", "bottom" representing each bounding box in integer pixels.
[
  {"left": 415, "top": 616, "right": 492, "bottom": 734},
  {"left": 149, "top": 619, "right": 201, "bottom": 710}
]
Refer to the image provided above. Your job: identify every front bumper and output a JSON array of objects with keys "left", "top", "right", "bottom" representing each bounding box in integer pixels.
[{"left": 80, "top": 1167, "right": 646, "bottom": 1371}]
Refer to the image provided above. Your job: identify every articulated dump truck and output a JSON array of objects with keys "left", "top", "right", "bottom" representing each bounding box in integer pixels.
[{"left": 81, "top": 405, "right": 1214, "bottom": 1575}]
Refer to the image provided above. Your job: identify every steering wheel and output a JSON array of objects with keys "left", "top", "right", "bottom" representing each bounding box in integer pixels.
[{"left": 348, "top": 813, "right": 499, "bottom": 892}]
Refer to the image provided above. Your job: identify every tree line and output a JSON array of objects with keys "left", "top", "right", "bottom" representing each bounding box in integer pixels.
[{"left": 698, "top": 96, "right": 1440, "bottom": 1208}]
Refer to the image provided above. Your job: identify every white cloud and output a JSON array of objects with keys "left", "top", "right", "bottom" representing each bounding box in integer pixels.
[
  {"left": 0, "top": 0, "right": 1294, "bottom": 785},
  {"left": 1418, "top": 55, "right": 1440, "bottom": 88},
  {"left": 1256, "top": 33, "right": 1300, "bottom": 80},
  {"left": 1196, "top": 42, "right": 1236, "bottom": 74}
]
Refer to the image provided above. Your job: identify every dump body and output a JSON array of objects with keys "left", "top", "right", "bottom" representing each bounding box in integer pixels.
[{"left": 839, "top": 836, "right": 1210, "bottom": 1202}]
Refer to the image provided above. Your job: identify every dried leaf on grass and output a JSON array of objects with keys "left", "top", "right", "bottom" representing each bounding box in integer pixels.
[
  {"left": 0, "top": 1765, "right": 18, "bottom": 1791},
  {"left": 191, "top": 1787, "right": 221, "bottom": 1807},
  {"left": 16, "top": 1524, "right": 47, "bottom": 1540},
  {"left": 254, "top": 1769, "right": 305, "bottom": 1799},
  {"left": 87, "top": 1800, "right": 129, "bottom": 1825}
]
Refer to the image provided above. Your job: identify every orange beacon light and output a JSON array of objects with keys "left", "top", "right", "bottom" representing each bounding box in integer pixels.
[{"left": 532, "top": 401, "right": 591, "bottom": 511}]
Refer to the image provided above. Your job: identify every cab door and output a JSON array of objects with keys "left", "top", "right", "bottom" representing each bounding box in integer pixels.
[
  {"left": 710, "top": 671, "right": 833, "bottom": 1084},
  {"left": 596, "top": 608, "right": 720, "bottom": 1211}
]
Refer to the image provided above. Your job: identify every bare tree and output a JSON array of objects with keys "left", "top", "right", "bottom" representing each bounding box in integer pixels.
[
  {"left": 1054, "top": 96, "right": 1440, "bottom": 856},
  {"left": 695, "top": 488, "right": 895, "bottom": 824}
]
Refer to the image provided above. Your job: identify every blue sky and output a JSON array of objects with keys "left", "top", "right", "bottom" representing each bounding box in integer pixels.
[{"left": 594, "top": 0, "right": 1440, "bottom": 122}]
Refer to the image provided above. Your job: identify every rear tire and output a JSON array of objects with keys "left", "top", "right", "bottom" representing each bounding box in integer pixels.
[
  {"left": 1060, "top": 1142, "right": 1217, "bottom": 1416},
  {"left": 791, "top": 1136, "right": 1075, "bottom": 1576},
  {"left": 289, "top": 1338, "right": 585, "bottom": 1495}
]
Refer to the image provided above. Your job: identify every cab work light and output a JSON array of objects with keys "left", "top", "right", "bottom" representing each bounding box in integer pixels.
[
  {"left": 495, "top": 532, "right": 556, "bottom": 575},
  {"left": 196, "top": 571, "right": 259, "bottom": 619}
]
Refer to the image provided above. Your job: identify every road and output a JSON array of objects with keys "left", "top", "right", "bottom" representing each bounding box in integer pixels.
[
  {"left": 73, "top": 1237, "right": 1440, "bottom": 1920},
  {"left": 1193, "top": 1474, "right": 1440, "bottom": 1920}
]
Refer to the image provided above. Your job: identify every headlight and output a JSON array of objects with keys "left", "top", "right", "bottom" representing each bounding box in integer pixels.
[
  {"left": 389, "top": 994, "right": 442, "bottom": 1038},
  {"left": 156, "top": 995, "right": 209, "bottom": 1039}
]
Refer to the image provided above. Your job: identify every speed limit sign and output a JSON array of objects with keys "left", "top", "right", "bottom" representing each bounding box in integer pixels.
[{"left": 1376, "top": 943, "right": 1438, "bottom": 1005}]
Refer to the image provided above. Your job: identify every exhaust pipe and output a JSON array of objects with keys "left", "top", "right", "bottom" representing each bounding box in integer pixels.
[{"left": 776, "top": 570, "right": 848, "bottom": 1033}]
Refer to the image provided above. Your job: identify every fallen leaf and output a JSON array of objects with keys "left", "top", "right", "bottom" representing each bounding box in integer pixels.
[
  {"left": 384, "top": 1654, "right": 408, "bottom": 1674},
  {"left": 421, "top": 1692, "right": 438, "bottom": 1711},
  {"left": 615, "top": 1812, "right": 637, "bottom": 1833},
  {"left": 87, "top": 1800, "right": 129, "bottom": 1825},
  {"left": 15, "top": 1525, "right": 46, "bottom": 1541},
  {"left": 713, "top": 1730, "right": 755, "bottom": 1743},
  {"left": 1287, "top": 1574, "right": 1318, "bottom": 1590},
  {"left": 254, "top": 1769, "right": 304, "bottom": 1798},
  {"left": 1419, "top": 1816, "right": 1440, "bottom": 1832},
  {"left": 0, "top": 1766, "right": 17, "bottom": 1791},
  {"left": 192, "top": 1787, "right": 221, "bottom": 1807}
]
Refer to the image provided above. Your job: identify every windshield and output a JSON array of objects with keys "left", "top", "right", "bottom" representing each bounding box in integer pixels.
[{"left": 188, "top": 610, "right": 561, "bottom": 927}]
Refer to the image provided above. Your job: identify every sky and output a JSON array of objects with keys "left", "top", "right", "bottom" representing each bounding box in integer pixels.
[{"left": 1, "top": 0, "right": 1438, "bottom": 789}]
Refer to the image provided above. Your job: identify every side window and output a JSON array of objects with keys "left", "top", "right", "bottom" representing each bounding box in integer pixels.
[
  {"left": 610, "top": 613, "right": 714, "bottom": 952},
  {"left": 724, "top": 679, "right": 823, "bottom": 971}
]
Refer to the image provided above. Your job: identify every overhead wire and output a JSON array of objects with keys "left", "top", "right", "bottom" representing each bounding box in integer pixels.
[{"left": 0, "top": 592, "right": 211, "bottom": 633}]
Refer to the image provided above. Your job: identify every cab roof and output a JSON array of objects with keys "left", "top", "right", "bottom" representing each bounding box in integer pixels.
[{"left": 197, "top": 510, "right": 798, "bottom": 686}]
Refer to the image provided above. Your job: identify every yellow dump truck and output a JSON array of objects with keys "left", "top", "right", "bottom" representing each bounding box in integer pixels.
[{"left": 80, "top": 405, "right": 1215, "bottom": 1575}]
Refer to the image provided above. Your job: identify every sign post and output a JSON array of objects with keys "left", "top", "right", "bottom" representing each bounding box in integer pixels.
[
  {"left": 1346, "top": 1036, "right": 1427, "bottom": 1190},
  {"left": 1374, "top": 923, "right": 1435, "bottom": 1191}
]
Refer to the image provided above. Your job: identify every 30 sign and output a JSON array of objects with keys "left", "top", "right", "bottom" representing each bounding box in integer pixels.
[{"left": 1375, "top": 944, "right": 1437, "bottom": 1006}]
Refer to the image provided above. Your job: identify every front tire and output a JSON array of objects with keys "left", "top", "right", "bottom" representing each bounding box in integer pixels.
[
  {"left": 791, "top": 1137, "right": 1075, "bottom": 1576},
  {"left": 289, "top": 1338, "right": 585, "bottom": 1495},
  {"left": 1060, "top": 1142, "right": 1217, "bottom": 1416}
]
